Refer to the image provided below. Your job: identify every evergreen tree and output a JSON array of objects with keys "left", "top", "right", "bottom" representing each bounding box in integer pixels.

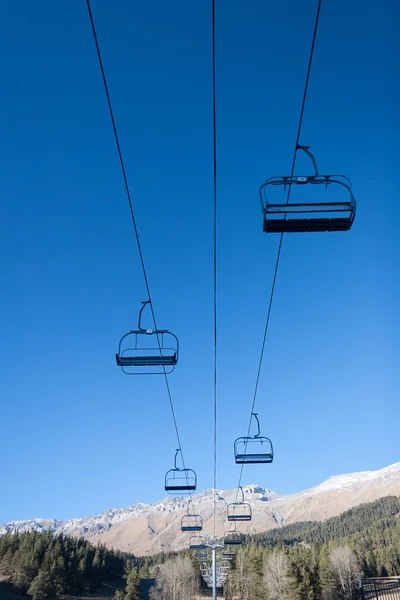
[
  {"left": 125, "top": 566, "right": 140, "bottom": 600},
  {"left": 27, "top": 568, "right": 51, "bottom": 600}
]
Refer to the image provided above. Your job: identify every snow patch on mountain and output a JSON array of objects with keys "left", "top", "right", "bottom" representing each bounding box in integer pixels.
[{"left": 296, "top": 463, "right": 400, "bottom": 497}]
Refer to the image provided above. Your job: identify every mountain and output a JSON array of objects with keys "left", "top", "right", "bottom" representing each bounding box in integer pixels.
[{"left": 1, "top": 463, "right": 399, "bottom": 556}]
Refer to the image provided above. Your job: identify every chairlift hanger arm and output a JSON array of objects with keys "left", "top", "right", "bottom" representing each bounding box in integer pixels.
[
  {"left": 174, "top": 448, "right": 181, "bottom": 469},
  {"left": 296, "top": 144, "right": 319, "bottom": 177},
  {"left": 138, "top": 300, "right": 151, "bottom": 331},
  {"left": 252, "top": 412, "right": 260, "bottom": 438}
]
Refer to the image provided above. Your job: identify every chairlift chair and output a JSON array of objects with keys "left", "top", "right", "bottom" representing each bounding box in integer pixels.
[
  {"left": 227, "top": 487, "right": 252, "bottom": 522},
  {"left": 224, "top": 530, "right": 244, "bottom": 546},
  {"left": 165, "top": 449, "right": 197, "bottom": 493},
  {"left": 234, "top": 413, "right": 273, "bottom": 464},
  {"left": 116, "top": 301, "right": 179, "bottom": 374},
  {"left": 220, "top": 559, "right": 231, "bottom": 567},
  {"left": 189, "top": 535, "right": 206, "bottom": 550},
  {"left": 195, "top": 553, "right": 208, "bottom": 561},
  {"left": 181, "top": 513, "right": 203, "bottom": 532},
  {"left": 259, "top": 145, "right": 356, "bottom": 233}
]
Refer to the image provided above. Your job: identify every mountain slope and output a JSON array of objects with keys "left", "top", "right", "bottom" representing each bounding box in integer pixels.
[{"left": 1, "top": 463, "right": 399, "bottom": 556}]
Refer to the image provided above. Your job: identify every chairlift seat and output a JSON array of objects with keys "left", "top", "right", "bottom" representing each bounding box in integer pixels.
[
  {"left": 116, "top": 353, "right": 177, "bottom": 367},
  {"left": 227, "top": 514, "right": 251, "bottom": 521},
  {"left": 182, "top": 525, "right": 202, "bottom": 532},
  {"left": 263, "top": 215, "right": 353, "bottom": 233},
  {"left": 235, "top": 452, "right": 273, "bottom": 464},
  {"left": 165, "top": 483, "right": 196, "bottom": 492}
]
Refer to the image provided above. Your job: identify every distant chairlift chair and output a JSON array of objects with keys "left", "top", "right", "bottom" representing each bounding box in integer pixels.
[
  {"left": 181, "top": 513, "right": 203, "bottom": 532},
  {"left": 259, "top": 145, "right": 356, "bottom": 233},
  {"left": 223, "top": 530, "right": 244, "bottom": 546},
  {"left": 227, "top": 487, "right": 252, "bottom": 522},
  {"left": 190, "top": 535, "right": 206, "bottom": 550},
  {"left": 116, "top": 300, "right": 179, "bottom": 374},
  {"left": 165, "top": 449, "right": 197, "bottom": 494},
  {"left": 234, "top": 413, "right": 273, "bottom": 464}
]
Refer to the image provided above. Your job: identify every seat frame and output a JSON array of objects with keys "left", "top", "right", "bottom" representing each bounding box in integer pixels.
[
  {"left": 234, "top": 413, "right": 274, "bottom": 464},
  {"left": 165, "top": 449, "right": 197, "bottom": 494},
  {"left": 116, "top": 301, "right": 179, "bottom": 374},
  {"left": 259, "top": 145, "right": 356, "bottom": 234}
]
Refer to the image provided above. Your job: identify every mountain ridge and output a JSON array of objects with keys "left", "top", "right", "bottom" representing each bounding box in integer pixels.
[{"left": 2, "top": 463, "right": 399, "bottom": 556}]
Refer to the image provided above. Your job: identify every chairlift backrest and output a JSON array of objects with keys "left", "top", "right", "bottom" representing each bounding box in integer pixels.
[
  {"left": 116, "top": 301, "right": 179, "bottom": 374},
  {"left": 259, "top": 145, "right": 356, "bottom": 233}
]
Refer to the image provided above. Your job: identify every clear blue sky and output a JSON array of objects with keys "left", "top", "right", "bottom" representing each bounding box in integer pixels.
[{"left": 0, "top": 0, "right": 398, "bottom": 524}]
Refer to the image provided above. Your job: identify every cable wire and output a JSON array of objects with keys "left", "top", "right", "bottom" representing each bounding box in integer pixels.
[
  {"left": 211, "top": 0, "right": 218, "bottom": 539},
  {"left": 235, "top": 0, "right": 323, "bottom": 498},
  {"left": 86, "top": 0, "right": 193, "bottom": 507}
]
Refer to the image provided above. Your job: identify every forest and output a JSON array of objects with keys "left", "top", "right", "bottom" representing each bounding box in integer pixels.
[
  {"left": 0, "top": 496, "right": 399, "bottom": 599},
  {"left": 220, "top": 494, "right": 400, "bottom": 599}
]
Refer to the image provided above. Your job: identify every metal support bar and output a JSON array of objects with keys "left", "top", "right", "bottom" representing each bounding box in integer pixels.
[{"left": 212, "top": 545, "right": 217, "bottom": 600}]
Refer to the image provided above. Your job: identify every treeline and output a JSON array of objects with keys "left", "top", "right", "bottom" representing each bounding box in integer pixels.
[
  {"left": 248, "top": 495, "right": 400, "bottom": 549},
  {"left": 0, "top": 530, "right": 128, "bottom": 599},
  {"left": 222, "top": 496, "right": 400, "bottom": 599},
  {"left": 0, "top": 528, "right": 186, "bottom": 600}
]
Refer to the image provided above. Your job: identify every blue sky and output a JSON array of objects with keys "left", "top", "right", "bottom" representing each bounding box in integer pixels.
[{"left": 0, "top": 0, "right": 398, "bottom": 524}]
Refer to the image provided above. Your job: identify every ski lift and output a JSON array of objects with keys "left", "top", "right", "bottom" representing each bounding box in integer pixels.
[
  {"left": 220, "top": 559, "right": 231, "bottom": 567},
  {"left": 259, "top": 145, "right": 356, "bottom": 233},
  {"left": 165, "top": 449, "right": 197, "bottom": 493},
  {"left": 234, "top": 413, "right": 273, "bottom": 464},
  {"left": 224, "top": 530, "right": 244, "bottom": 545},
  {"left": 195, "top": 552, "right": 208, "bottom": 561},
  {"left": 222, "top": 553, "right": 234, "bottom": 559},
  {"left": 116, "top": 301, "right": 179, "bottom": 374},
  {"left": 189, "top": 535, "right": 206, "bottom": 549},
  {"left": 227, "top": 487, "right": 252, "bottom": 521},
  {"left": 181, "top": 513, "right": 203, "bottom": 532}
]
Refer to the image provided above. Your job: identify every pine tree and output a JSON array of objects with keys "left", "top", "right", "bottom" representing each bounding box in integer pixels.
[
  {"left": 27, "top": 568, "right": 51, "bottom": 600},
  {"left": 125, "top": 566, "right": 140, "bottom": 600}
]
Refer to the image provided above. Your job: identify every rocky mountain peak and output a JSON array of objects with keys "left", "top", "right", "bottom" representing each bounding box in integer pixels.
[{"left": 1, "top": 463, "right": 399, "bottom": 556}]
